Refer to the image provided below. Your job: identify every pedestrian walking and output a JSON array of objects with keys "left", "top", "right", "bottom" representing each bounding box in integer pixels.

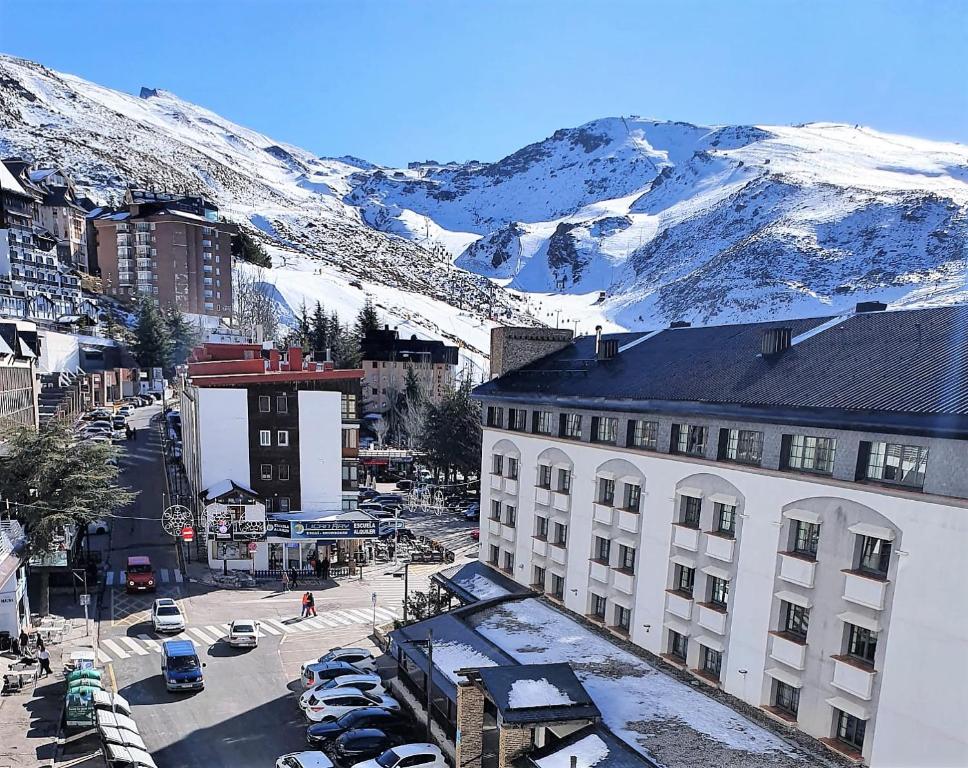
[
  {"left": 307, "top": 592, "right": 317, "bottom": 617},
  {"left": 131, "top": 426, "right": 137, "bottom": 441},
  {"left": 125, "top": 424, "right": 133, "bottom": 440},
  {"left": 281, "top": 570, "right": 290, "bottom": 592},
  {"left": 19, "top": 628, "right": 29, "bottom": 654},
  {"left": 37, "top": 642, "right": 52, "bottom": 677},
  {"left": 300, "top": 591, "right": 310, "bottom": 618},
  {"left": 321, "top": 556, "right": 330, "bottom": 581},
  {"left": 289, "top": 566, "right": 299, "bottom": 590}
]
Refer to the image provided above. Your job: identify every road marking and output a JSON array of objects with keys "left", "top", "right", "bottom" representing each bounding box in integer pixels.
[
  {"left": 312, "top": 615, "right": 340, "bottom": 628},
  {"left": 120, "top": 637, "right": 149, "bottom": 656},
  {"left": 101, "top": 639, "right": 130, "bottom": 659},
  {"left": 343, "top": 609, "right": 374, "bottom": 622},
  {"left": 374, "top": 607, "right": 398, "bottom": 620},
  {"left": 300, "top": 618, "right": 327, "bottom": 630},
  {"left": 328, "top": 612, "right": 356, "bottom": 626},
  {"left": 108, "top": 661, "right": 118, "bottom": 693},
  {"left": 205, "top": 625, "right": 225, "bottom": 638},
  {"left": 264, "top": 619, "right": 298, "bottom": 634},
  {"left": 137, "top": 634, "right": 161, "bottom": 652},
  {"left": 258, "top": 621, "right": 281, "bottom": 635},
  {"left": 97, "top": 649, "right": 112, "bottom": 664},
  {"left": 291, "top": 619, "right": 315, "bottom": 632},
  {"left": 173, "top": 570, "right": 183, "bottom": 583},
  {"left": 187, "top": 627, "right": 218, "bottom": 645}
]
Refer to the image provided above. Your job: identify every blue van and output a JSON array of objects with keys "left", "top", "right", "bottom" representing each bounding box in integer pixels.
[{"left": 161, "top": 639, "right": 205, "bottom": 692}]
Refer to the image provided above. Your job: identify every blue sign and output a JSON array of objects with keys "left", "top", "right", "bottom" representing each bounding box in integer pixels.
[{"left": 267, "top": 516, "right": 378, "bottom": 540}]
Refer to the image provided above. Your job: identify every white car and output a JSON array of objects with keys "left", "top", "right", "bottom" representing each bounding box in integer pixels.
[
  {"left": 117, "top": 405, "right": 135, "bottom": 417},
  {"left": 276, "top": 752, "right": 334, "bottom": 768},
  {"left": 352, "top": 744, "right": 445, "bottom": 768},
  {"left": 152, "top": 598, "right": 185, "bottom": 633},
  {"left": 303, "top": 647, "right": 378, "bottom": 679},
  {"left": 227, "top": 619, "right": 259, "bottom": 648},
  {"left": 303, "top": 689, "right": 400, "bottom": 723},
  {"left": 298, "top": 674, "right": 385, "bottom": 709}
]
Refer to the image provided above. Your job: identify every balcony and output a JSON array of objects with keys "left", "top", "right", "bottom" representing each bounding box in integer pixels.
[
  {"left": 768, "top": 632, "right": 807, "bottom": 670},
  {"left": 500, "top": 524, "right": 516, "bottom": 543},
  {"left": 549, "top": 544, "right": 568, "bottom": 565},
  {"left": 612, "top": 569, "right": 635, "bottom": 594},
  {"left": 534, "top": 487, "right": 551, "bottom": 507},
  {"left": 778, "top": 553, "right": 817, "bottom": 588},
  {"left": 842, "top": 570, "right": 888, "bottom": 610},
  {"left": 616, "top": 509, "right": 640, "bottom": 534},
  {"left": 697, "top": 603, "right": 727, "bottom": 635},
  {"left": 593, "top": 504, "right": 614, "bottom": 526},
  {"left": 589, "top": 560, "right": 610, "bottom": 584},
  {"left": 531, "top": 538, "right": 548, "bottom": 558},
  {"left": 488, "top": 518, "right": 502, "bottom": 536},
  {"left": 552, "top": 492, "right": 571, "bottom": 513},
  {"left": 672, "top": 524, "right": 700, "bottom": 552},
  {"left": 704, "top": 534, "right": 734, "bottom": 563},
  {"left": 665, "top": 590, "right": 693, "bottom": 620},
  {"left": 504, "top": 478, "right": 519, "bottom": 496},
  {"left": 489, "top": 473, "right": 502, "bottom": 490},
  {"left": 831, "top": 656, "right": 876, "bottom": 700}
]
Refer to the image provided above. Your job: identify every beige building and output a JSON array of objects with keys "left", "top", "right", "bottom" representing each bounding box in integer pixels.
[
  {"left": 360, "top": 326, "right": 458, "bottom": 413},
  {"left": 29, "top": 168, "right": 90, "bottom": 273}
]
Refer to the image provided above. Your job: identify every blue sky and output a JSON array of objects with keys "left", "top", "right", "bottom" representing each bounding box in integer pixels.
[{"left": 1, "top": 0, "right": 965, "bottom": 166}]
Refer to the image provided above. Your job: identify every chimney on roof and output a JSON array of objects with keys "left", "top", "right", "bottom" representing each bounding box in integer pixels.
[
  {"left": 268, "top": 348, "right": 280, "bottom": 371},
  {"left": 761, "top": 327, "right": 792, "bottom": 356},
  {"left": 594, "top": 325, "right": 602, "bottom": 357},
  {"left": 288, "top": 346, "right": 303, "bottom": 371},
  {"left": 669, "top": 321, "right": 691, "bottom": 329},
  {"left": 855, "top": 301, "right": 888, "bottom": 313}
]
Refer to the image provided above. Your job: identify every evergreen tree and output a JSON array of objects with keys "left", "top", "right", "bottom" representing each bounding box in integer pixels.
[
  {"left": 420, "top": 376, "right": 481, "bottom": 481},
  {"left": 164, "top": 304, "right": 198, "bottom": 369},
  {"left": 349, "top": 298, "right": 380, "bottom": 368},
  {"left": 295, "top": 301, "right": 312, "bottom": 350},
  {"left": 233, "top": 229, "right": 272, "bottom": 268},
  {"left": 132, "top": 298, "right": 171, "bottom": 370},
  {"left": 310, "top": 301, "right": 329, "bottom": 354}
]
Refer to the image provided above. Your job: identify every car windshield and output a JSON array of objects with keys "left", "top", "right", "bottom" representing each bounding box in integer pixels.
[
  {"left": 168, "top": 655, "right": 198, "bottom": 672},
  {"left": 128, "top": 564, "right": 152, "bottom": 574},
  {"left": 281, "top": 758, "right": 304, "bottom": 768},
  {"left": 233, "top": 623, "right": 254, "bottom": 633},
  {"left": 157, "top": 606, "right": 180, "bottom": 616},
  {"left": 376, "top": 750, "right": 401, "bottom": 768}
]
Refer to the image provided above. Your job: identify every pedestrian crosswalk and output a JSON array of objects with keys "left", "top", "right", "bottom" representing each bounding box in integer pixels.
[
  {"left": 105, "top": 569, "right": 183, "bottom": 587},
  {"left": 96, "top": 605, "right": 400, "bottom": 662}
]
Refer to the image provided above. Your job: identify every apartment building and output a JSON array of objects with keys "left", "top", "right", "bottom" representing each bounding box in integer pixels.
[
  {"left": 91, "top": 189, "right": 236, "bottom": 320},
  {"left": 0, "top": 319, "right": 40, "bottom": 436},
  {"left": 472, "top": 304, "right": 968, "bottom": 768},
  {"left": 360, "top": 325, "right": 458, "bottom": 412},
  {"left": 180, "top": 343, "right": 363, "bottom": 571}
]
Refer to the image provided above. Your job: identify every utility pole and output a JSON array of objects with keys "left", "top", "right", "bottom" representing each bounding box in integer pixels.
[
  {"left": 426, "top": 628, "right": 434, "bottom": 742},
  {"left": 402, "top": 561, "right": 410, "bottom": 624}
]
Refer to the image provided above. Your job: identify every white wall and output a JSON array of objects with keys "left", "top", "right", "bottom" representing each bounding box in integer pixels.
[
  {"left": 37, "top": 329, "right": 80, "bottom": 372},
  {"left": 479, "top": 429, "right": 968, "bottom": 768},
  {"left": 297, "top": 390, "right": 342, "bottom": 513},
  {"left": 197, "top": 388, "right": 250, "bottom": 490}
]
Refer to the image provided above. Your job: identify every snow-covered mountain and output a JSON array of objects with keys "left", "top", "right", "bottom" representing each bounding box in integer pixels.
[
  {"left": 352, "top": 118, "right": 968, "bottom": 325},
  {"left": 2, "top": 54, "right": 967, "bottom": 337}
]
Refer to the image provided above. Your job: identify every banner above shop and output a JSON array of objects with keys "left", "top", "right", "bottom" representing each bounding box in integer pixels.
[{"left": 266, "top": 514, "right": 379, "bottom": 540}]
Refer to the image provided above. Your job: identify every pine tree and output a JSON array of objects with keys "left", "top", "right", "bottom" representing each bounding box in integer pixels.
[
  {"left": 310, "top": 301, "right": 329, "bottom": 355},
  {"left": 355, "top": 298, "right": 381, "bottom": 340},
  {"left": 132, "top": 298, "right": 171, "bottom": 370},
  {"left": 233, "top": 229, "right": 272, "bottom": 268},
  {"left": 295, "top": 301, "right": 311, "bottom": 350},
  {"left": 164, "top": 304, "right": 198, "bottom": 369}
]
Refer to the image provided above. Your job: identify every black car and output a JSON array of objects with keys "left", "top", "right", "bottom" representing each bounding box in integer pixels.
[
  {"left": 306, "top": 707, "right": 411, "bottom": 747},
  {"left": 394, "top": 480, "right": 413, "bottom": 492},
  {"left": 112, "top": 415, "right": 126, "bottom": 429},
  {"left": 359, "top": 488, "right": 380, "bottom": 501},
  {"left": 373, "top": 494, "right": 404, "bottom": 509},
  {"left": 332, "top": 728, "right": 407, "bottom": 765}
]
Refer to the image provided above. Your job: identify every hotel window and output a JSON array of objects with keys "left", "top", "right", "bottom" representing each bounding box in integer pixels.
[
  {"left": 791, "top": 520, "right": 820, "bottom": 558},
  {"left": 669, "top": 630, "right": 688, "bottom": 662},
  {"left": 276, "top": 394, "right": 288, "bottom": 414},
  {"left": 503, "top": 551, "right": 514, "bottom": 572},
  {"left": 532, "top": 566, "right": 546, "bottom": 590},
  {"left": 594, "top": 536, "right": 611, "bottom": 563},
  {"left": 836, "top": 710, "right": 867, "bottom": 752},
  {"left": 508, "top": 408, "right": 527, "bottom": 431},
  {"left": 782, "top": 602, "right": 810, "bottom": 640},
  {"left": 671, "top": 424, "right": 707, "bottom": 457},
  {"left": 537, "top": 465, "right": 552, "bottom": 488},
  {"left": 618, "top": 544, "right": 636, "bottom": 573},
  {"left": 533, "top": 411, "right": 555, "bottom": 435},
  {"left": 258, "top": 395, "right": 271, "bottom": 412},
  {"left": 857, "top": 535, "right": 891, "bottom": 577},
  {"left": 506, "top": 457, "right": 519, "bottom": 480},
  {"left": 774, "top": 681, "right": 800, "bottom": 718},
  {"left": 260, "top": 464, "right": 272, "bottom": 480},
  {"left": 782, "top": 434, "right": 836, "bottom": 474},
  {"left": 341, "top": 393, "right": 357, "bottom": 419},
  {"left": 534, "top": 516, "right": 549, "bottom": 540},
  {"left": 504, "top": 504, "right": 516, "bottom": 527},
  {"left": 552, "top": 522, "right": 568, "bottom": 547},
  {"left": 597, "top": 477, "right": 615, "bottom": 506},
  {"left": 590, "top": 593, "right": 607, "bottom": 620},
  {"left": 342, "top": 463, "right": 358, "bottom": 482},
  {"left": 708, "top": 576, "right": 729, "bottom": 609},
  {"left": 700, "top": 646, "right": 722, "bottom": 680},
  {"left": 490, "top": 500, "right": 502, "bottom": 521},
  {"left": 342, "top": 429, "right": 358, "bottom": 449},
  {"left": 628, "top": 419, "right": 658, "bottom": 450},
  {"left": 591, "top": 416, "right": 617, "bottom": 444},
  {"left": 277, "top": 430, "right": 289, "bottom": 447},
  {"left": 859, "top": 441, "right": 928, "bottom": 489},
  {"left": 679, "top": 495, "right": 701, "bottom": 528},
  {"left": 259, "top": 430, "right": 271, "bottom": 447},
  {"left": 622, "top": 483, "right": 641, "bottom": 512},
  {"left": 846, "top": 624, "right": 878, "bottom": 665},
  {"left": 673, "top": 564, "right": 695, "bottom": 597},
  {"left": 560, "top": 413, "right": 583, "bottom": 440},
  {"left": 719, "top": 428, "right": 763, "bottom": 465},
  {"left": 279, "top": 464, "right": 290, "bottom": 481},
  {"left": 488, "top": 545, "right": 499, "bottom": 565},
  {"left": 486, "top": 406, "right": 504, "bottom": 428},
  {"left": 492, "top": 454, "right": 504, "bottom": 475},
  {"left": 614, "top": 605, "right": 631, "bottom": 631},
  {"left": 278, "top": 497, "right": 291, "bottom": 513},
  {"left": 714, "top": 503, "right": 736, "bottom": 537},
  {"left": 556, "top": 468, "right": 572, "bottom": 494},
  {"left": 550, "top": 573, "right": 565, "bottom": 600}
]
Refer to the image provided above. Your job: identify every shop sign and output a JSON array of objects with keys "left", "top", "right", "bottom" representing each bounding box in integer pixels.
[
  {"left": 285, "top": 518, "right": 379, "bottom": 540},
  {"left": 215, "top": 521, "right": 233, "bottom": 540},
  {"left": 214, "top": 541, "right": 250, "bottom": 560},
  {"left": 266, "top": 519, "right": 292, "bottom": 538}
]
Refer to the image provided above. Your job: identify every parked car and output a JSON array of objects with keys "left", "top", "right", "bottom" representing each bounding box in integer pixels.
[
  {"left": 372, "top": 494, "right": 404, "bottom": 510},
  {"left": 227, "top": 619, "right": 260, "bottom": 648},
  {"left": 117, "top": 405, "right": 135, "bottom": 417},
  {"left": 152, "top": 598, "right": 185, "bottom": 633},
  {"left": 351, "top": 743, "right": 445, "bottom": 768},
  {"left": 462, "top": 503, "right": 480, "bottom": 521},
  {"left": 358, "top": 488, "right": 380, "bottom": 501},
  {"left": 333, "top": 729, "right": 409, "bottom": 765},
  {"left": 84, "top": 408, "right": 112, "bottom": 420},
  {"left": 305, "top": 707, "right": 413, "bottom": 747},
  {"left": 302, "top": 648, "right": 378, "bottom": 682},
  {"left": 303, "top": 689, "right": 400, "bottom": 723},
  {"left": 300, "top": 661, "right": 365, "bottom": 690},
  {"left": 299, "top": 675, "right": 385, "bottom": 710},
  {"left": 394, "top": 480, "right": 413, "bottom": 492},
  {"left": 377, "top": 521, "right": 413, "bottom": 540},
  {"left": 126, "top": 556, "right": 156, "bottom": 593},
  {"left": 276, "top": 753, "right": 334, "bottom": 768},
  {"left": 112, "top": 415, "right": 127, "bottom": 429},
  {"left": 470, "top": 529, "right": 480, "bottom": 541}
]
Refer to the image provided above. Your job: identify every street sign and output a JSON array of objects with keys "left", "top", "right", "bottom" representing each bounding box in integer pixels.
[
  {"left": 248, "top": 541, "right": 258, "bottom": 553},
  {"left": 79, "top": 593, "right": 90, "bottom": 606},
  {"left": 372, "top": 592, "right": 377, "bottom": 606},
  {"left": 181, "top": 526, "right": 195, "bottom": 542}
]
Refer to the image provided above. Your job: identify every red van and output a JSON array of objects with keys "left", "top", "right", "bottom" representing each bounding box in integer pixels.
[{"left": 126, "top": 556, "right": 156, "bottom": 593}]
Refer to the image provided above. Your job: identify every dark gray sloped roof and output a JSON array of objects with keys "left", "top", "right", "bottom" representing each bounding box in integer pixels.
[
  {"left": 474, "top": 306, "right": 968, "bottom": 437},
  {"left": 517, "top": 724, "right": 659, "bottom": 768},
  {"left": 477, "top": 663, "right": 600, "bottom": 724}
]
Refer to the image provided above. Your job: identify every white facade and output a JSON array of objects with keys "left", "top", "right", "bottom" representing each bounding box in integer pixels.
[
  {"left": 479, "top": 427, "right": 968, "bottom": 768},
  {"left": 196, "top": 388, "right": 250, "bottom": 491},
  {"left": 297, "top": 390, "right": 343, "bottom": 513}
]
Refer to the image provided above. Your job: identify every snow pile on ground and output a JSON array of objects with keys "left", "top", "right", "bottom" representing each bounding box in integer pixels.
[
  {"left": 476, "top": 599, "right": 805, "bottom": 768},
  {"left": 535, "top": 734, "right": 610, "bottom": 768},
  {"left": 508, "top": 678, "right": 576, "bottom": 709},
  {"left": 456, "top": 574, "right": 511, "bottom": 600},
  {"left": 429, "top": 641, "right": 499, "bottom": 684}
]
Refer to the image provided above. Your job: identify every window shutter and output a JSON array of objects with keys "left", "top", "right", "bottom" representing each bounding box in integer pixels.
[
  {"left": 717, "top": 428, "right": 730, "bottom": 460},
  {"left": 855, "top": 441, "right": 872, "bottom": 481},
  {"left": 779, "top": 434, "right": 792, "bottom": 469},
  {"left": 670, "top": 424, "right": 681, "bottom": 453},
  {"left": 559, "top": 413, "right": 566, "bottom": 437}
]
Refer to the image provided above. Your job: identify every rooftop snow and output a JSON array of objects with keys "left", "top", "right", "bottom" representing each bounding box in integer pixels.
[
  {"left": 457, "top": 573, "right": 511, "bottom": 600},
  {"left": 535, "top": 734, "right": 610, "bottom": 768},
  {"left": 429, "top": 641, "right": 499, "bottom": 684},
  {"left": 508, "top": 678, "right": 576, "bottom": 709}
]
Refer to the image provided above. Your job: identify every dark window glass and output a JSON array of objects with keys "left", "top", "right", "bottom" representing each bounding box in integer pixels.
[
  {"left": 700, "top": 646, "right": 722, "bottom": 679},
  {"left": 592, "top": 416, "right": 617, "bottom": 444},
  {"left": 503, "top": 505, "right": 516, "bottom": 527},
  {"left": 847, "top": 624, "right": 878, "bottom": 665},
  {"left": 537, "top": 465, "right": 552, "bottom": 488},
  {"left": 490, "top": 500, "right": 501, "bottom": 521},
  {"left": 594, "top": 536, "right": 611, "bottom": 563},
  {"left": 864, "top": 441, "right": 928, "bottom": 488},
  {"left": 792, "top": 520, "right": 820, "bottom": 557},
  {"left": 628, "top": 419, "right": 658, "bottom": 450},
  {"left": 590, "top": 593, "right": 607, "bottom": 619},
  {"left": 618, "top": 544, "right": 635, "bottom": 572},
  {"left": 506, "top": 457, "right": 519, "bottom": 480},
  {"left": 552, "top": 522, "right": 568, "bottom": 546},
  {"left": 488, "top": 545, "right": 499, "bottom": 565},
  {"left": 492, "top": 454, "right": 504, "bottom": 475},
  {"left": 535, "top": 516, "right": 549, "bottom": 539},
  {"left": 674, "top": 424, "right": 707, "bottom": 456},
  {"left": 561, "top": 414, "right": 583, "bottom": 439},
  {"left": 534, "top": 411, "right": 555, "bottom": 435},
  {"left": 722, "top": 428, "right": 763, "bottom": 465},
  {"left": 503, "top": 551, "right": 514, "bottom": 572},
  {"left": 258, "top": 395, "right": 270, "bottom": 412},
  {"left": 774, "top": 681, "right": 800, "bottom": 717},
  {"left": 614, "top": 605, "right": 631, "bottom": 630},
  {"left": 858, "top": 536, "right": 891, "bottom": 576},
  {"left": 836, "top": 711, "right": 867, "bottom": 751},
  {"left": 714, "top": 503, "right": 736, "bottom": 537},
  {"left": 669, "top": 630, "right": 688, "bottom": 661},
  {"left": 680, "top": 496, "right": 701, "bottom": 528},
  {"left": 785, "top": 434, "right": 836, "bottom": 474},
  {"left": 623, "top": 483, "right": 641, "bottom": 512},
  {"left": 557, "top": 469, "right": 572, "bottom": 494},
  {"left": 708, "top": 576, "right": 729, "bottom": 609},
  {"left": 551, "top": 574, "right": 565, "bottom": 600},
  {"left": 532, "top": 566, "right": 545, "bottom": 589},
  {"left": 674, "top": 564, "right": 695, "bottom": 596},
  {"left": 783, "top": 602, "right": 810, "bottom": 639},
  {"left": 277, "top": 395, "right": 288, "bottom": 414},
  {"left": 598, "top": 477, "right": 615, "bottom": 506}
]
